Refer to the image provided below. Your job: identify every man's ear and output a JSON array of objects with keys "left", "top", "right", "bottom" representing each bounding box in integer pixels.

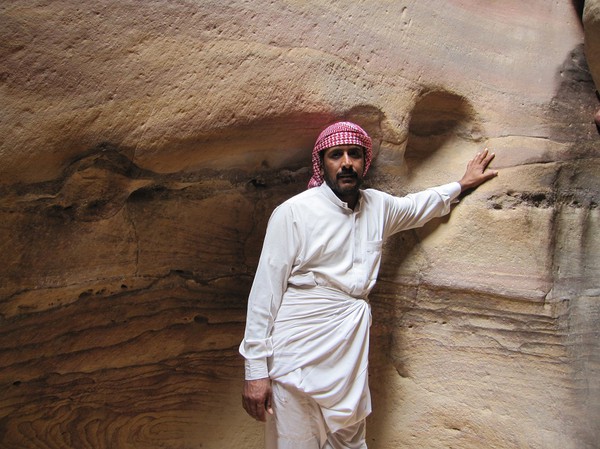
[{"left": 319, "top": 166, "right": 324, "bottom": 177}]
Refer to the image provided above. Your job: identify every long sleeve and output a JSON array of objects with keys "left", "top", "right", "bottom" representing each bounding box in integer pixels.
[
  {"left": 382, "top": 182, "right": 461, "bottom": 238},
  {"left": 239, "top": 203, "right": 300, "bottom": 380},
  {"left": 239, "top": 182, "right": 461, "bottom": 379}
]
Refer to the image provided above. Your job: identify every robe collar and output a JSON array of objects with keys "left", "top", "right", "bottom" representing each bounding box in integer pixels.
[{"left": 318, "top": 182, "right": 363, "bottom": 213}]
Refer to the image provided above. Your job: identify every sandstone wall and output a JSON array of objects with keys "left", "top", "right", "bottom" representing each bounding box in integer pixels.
[{"left": 1, "top": 1, "right": 598, "bottom": 448}]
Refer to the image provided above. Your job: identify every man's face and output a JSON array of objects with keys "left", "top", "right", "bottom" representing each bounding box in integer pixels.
[{"left": 320, "top": 144, "right": 365, "bottom": 198}]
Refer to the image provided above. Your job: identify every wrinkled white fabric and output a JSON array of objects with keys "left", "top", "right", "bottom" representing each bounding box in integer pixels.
[
  {"left": 240, "top": 181, "right": 461, "bottom": 431},
  {"left": 270, "top": 286, "right": 372, "bottom": 431},
  {"left": 266, "top": 381, "right": 367, "bottom": 449}
]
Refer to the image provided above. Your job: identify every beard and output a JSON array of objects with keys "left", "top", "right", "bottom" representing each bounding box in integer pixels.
[{"left": 324, "top": 168, "right": 363, "bottom": 198}]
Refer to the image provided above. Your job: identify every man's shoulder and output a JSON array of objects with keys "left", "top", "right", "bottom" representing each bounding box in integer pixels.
[
  {"left": 361, "top": 187, "right": 394, "bottom": 203},
  {"left": 271, "top": 187, "right": 322, "bottom": 215},
  {"left": 360, "top": 188, "right": 409, "bottom": 212},
  {"left": 361, "top": 187, "right": 387, "bottom": 197},
  {"left": 281, "top": 187, "right": 323, "bottom": 206}
]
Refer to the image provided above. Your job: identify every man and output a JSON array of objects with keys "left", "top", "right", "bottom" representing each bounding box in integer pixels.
[{"left": 239, "top": 121, "right": 498, "bottom": 449}]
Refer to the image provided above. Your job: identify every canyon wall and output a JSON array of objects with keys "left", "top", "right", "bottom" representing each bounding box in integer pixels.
[{"left": 1, "top": 1, "right": 598, "bottom": 448}]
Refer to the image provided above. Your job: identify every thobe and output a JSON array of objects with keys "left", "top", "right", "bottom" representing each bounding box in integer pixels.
[{"left": 240, "top": 181, "right": 461, "bottom": 444}]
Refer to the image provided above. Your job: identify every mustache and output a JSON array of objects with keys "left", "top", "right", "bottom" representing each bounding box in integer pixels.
[{"left": 337, "top": 168, "right": 358, "bottom": 179}]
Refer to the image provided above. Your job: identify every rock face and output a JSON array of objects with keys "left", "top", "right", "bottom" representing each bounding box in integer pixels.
[
  {"left": 0, "top": 1, "right": 598, "bottom": 448},
  {"left": 585, "top": 0, "right": 600, "bottom": 131}
]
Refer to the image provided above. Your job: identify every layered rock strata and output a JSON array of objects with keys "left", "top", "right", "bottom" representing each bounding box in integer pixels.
[{"left": 1, "top": 1, "right": 598, "bottom": 448}]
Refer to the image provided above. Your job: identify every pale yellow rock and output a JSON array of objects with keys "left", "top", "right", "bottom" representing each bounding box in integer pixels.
[
  {"left": 0, "top": 1, "right": 598, "bottom": 449},
  {"left": 584, "top": 0, "right": 600, "bottom": 88}
]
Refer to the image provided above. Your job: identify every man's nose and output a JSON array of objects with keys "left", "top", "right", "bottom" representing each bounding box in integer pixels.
[{"left": 341, "top": 152, "right": 352, "bottom": 167}]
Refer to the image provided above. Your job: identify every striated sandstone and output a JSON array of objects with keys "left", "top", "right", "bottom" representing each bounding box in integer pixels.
[
  {"left": 585, "top": 0, "right": 600, "bottom": 85},
  {"left": 0, "top": 1, "right": 599, "bottom": 449}
]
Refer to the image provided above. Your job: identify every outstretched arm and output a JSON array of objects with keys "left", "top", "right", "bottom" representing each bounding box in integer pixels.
[{"left": 458, "top": 148, "right": 498, "bottom": 192}]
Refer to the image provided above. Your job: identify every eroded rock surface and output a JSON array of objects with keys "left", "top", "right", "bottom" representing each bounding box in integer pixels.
[{"left": 1, "top": 1, "right": 598, "bottom": 448}]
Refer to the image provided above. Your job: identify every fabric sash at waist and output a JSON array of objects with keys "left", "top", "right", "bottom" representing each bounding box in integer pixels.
[{"left": 268, "top": 285, "right": 372, "bottom": 431}]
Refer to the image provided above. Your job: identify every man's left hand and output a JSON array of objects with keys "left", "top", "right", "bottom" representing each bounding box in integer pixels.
[{"left": 458, "top": 148, "right": 498, "bottom": 192}]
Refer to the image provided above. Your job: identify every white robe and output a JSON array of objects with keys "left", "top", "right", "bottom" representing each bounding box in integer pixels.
[{"left": 240, "top": 181, "right": 461, "bottom": 431}]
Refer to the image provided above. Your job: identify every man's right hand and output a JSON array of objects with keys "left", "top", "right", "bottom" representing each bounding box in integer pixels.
[{"left": 242, "top": 378, "right": 273, "bottom": 422}]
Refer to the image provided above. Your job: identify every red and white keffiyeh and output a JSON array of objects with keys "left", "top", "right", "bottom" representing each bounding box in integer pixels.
[{"left": 308, "top": 121, "right": 373, "bottom": 189}]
